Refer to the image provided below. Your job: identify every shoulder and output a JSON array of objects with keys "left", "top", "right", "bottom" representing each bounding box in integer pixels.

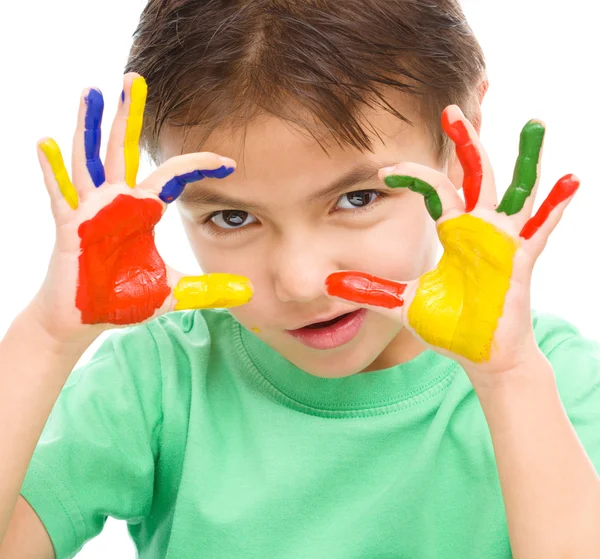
[
  {"left": 133, "top": 308, "right": 240, "bottom": 370},
  {"left": 143, "top": 308, "right": 237, "bottom": 346},
  {"left": 532, "top": 310, "right": 598, "bottom": 358},
  {"left": 531, "top": 310, "right": 600, "bottom": 411}
]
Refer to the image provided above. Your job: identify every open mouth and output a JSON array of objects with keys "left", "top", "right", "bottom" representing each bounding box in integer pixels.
[
  {"left": 303, "top": 312, "right": 353, "bottom": 329},
  {"left": 286, "top": 309, "right": 367, "bottom": 350}
]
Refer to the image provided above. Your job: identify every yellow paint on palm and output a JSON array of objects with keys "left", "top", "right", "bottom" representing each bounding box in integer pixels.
[
  {"left": 39, "top": 139, "right": 79, "bottom": 209},
  {"left": 407, "top": 214, "right": 517, "bottom": 362},
  {"left": 124, "top": 76, "right": 148, "bottom": 188},
  {"left": 174, "top": 274, "right": 253, "bottom": 310}
]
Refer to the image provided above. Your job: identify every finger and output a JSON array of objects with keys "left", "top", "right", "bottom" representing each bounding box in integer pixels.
[
  {"left": 104, "top": 73, "right": 147, "bottom": 187},
  {"left": 497, "top": 119, "right": 546, "bottom": 217},
  {"left": 441, "top": 105, "right": 496, "bottom": 211},
  {"left": 520, "top": 174, "right": 580, "bottom": 241},
  {"left": 37, "top": 138, "right": 79, "bottom": 211},
  {"left": 72, "top": 87, "right": 106, "bottom": 191},
  {"left": 138, "top": 152, "right": 236, "bottom": 203},
  {"left": 167, "top": 271, "right": 253, "bottom": 311},
  {"left": 325, "top": 271, "right": 410, "bottom": 322},
  {"left": 379, "top": 162, "right": 464, "bottom": 221}
]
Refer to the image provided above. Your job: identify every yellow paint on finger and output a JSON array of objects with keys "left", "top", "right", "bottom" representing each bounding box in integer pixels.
[
  {"left": 407, "top": 214, "right": 518, "bottom": 362},
  {"left": 174, "top": 273, "right": 253, "bottom": 310},
  {"left": 124, "top": 76, "right": 148, "bottom": 188},
  {"left": 39, "top": 139, "right": 79, "bottom": 209},
  {"left": 251, "top": 327, "right": 261, "bottom": 334}
]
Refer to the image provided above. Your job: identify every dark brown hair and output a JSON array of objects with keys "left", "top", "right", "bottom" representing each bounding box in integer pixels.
[{"left": 125, "top": 0, "right": 485, "bottom": 163}]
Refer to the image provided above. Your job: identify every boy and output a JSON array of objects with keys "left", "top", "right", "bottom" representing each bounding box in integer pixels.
[{"left": 1, "top": 1, "right": 599, "bottom": 558}]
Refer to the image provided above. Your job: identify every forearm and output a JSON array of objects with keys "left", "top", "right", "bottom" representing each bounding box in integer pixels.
[
  {"left": 0, "top": 305, "right": 94, "bottom": 542},
  {"left": 473, "top": 351, "right": 600, "bottom": 559}
]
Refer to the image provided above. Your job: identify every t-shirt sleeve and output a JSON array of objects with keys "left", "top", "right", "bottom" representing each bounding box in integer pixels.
[
  {"left": 534, "top": 313, "right": 600, "bottom": 473},
  {"left": 19, "top": 324, "right": 163, "bottom": 559}
]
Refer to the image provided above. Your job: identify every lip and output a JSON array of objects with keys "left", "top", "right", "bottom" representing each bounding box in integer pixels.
[{"left": 285, "top": 309, "right": 367, "bottom": 350}]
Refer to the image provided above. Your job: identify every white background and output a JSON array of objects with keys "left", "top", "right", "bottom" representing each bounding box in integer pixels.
[{"left": 0, "top": 0, "right": 598, "bottom": 556}]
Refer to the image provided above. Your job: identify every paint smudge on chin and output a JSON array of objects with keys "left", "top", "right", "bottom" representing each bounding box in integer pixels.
[
  {"left": 76, "top": 194, "right": 170, "bottom": 325},
  {"left": 408, "top": 214, "right": 517, "bottom": 362},
  {"left": 84, "top": 88, "right": 106, "bottom": 187}
]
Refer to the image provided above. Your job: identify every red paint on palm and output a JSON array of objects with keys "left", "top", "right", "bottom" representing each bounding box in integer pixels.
[
  {"left": 76, "top": 194, "right": 170, "bottom": 325},
  {"left": 441, "top": 109, "right": 483, "bottom": 212},
  {"left": 326, "top": 271, "right": 407, "bottom": 309},
  {"left": 520, "top": 174, "right": 580, "bottom": 240}
]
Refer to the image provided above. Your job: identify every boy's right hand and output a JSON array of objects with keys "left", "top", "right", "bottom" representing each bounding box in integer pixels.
[{"left": 31, "top": 72, "right": 252, "bottom": 346}]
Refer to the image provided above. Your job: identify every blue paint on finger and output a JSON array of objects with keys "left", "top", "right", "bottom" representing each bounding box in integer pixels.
[
  {"left": 84, "top": 88, "right": 106, "bottom": 187},
  {"left": 159, "top": 166, "right": 235, "bottom": 203},
  {"left": 121, "top": 90, "right": 125, "bottom": 103}
]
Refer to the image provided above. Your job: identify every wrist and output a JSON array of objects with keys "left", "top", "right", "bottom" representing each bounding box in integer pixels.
[
  {"left": 19, "top": 298, "right": 102, "bottom": 358},
  {"left": 466, "top": 346, "right": 554, "bottom": 397}
]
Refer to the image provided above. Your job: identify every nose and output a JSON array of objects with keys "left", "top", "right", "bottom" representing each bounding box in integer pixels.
[{"left": 271, "top": 233, "right": 331, "bottom": 303}]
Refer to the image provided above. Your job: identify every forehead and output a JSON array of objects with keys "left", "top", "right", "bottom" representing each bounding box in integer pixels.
[{"left": 158, "top": 92, "right": 437, "bottom": 197}]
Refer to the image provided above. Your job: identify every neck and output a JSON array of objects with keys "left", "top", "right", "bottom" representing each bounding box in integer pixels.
[{"left": 360, "top": 327, "right": 428, "bottom": 373}]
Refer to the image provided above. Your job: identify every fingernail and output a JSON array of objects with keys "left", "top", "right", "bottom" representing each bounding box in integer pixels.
[
  {"left": 218, "top": 156, "right": 236, "bottom": 167},
  {"left": 379, "top": 165, "right": 397, "bottom": 176}
]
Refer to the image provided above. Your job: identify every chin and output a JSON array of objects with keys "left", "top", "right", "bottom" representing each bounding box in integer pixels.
[{"left": 279, "top": 336, "right": 394, "bottom": 379}]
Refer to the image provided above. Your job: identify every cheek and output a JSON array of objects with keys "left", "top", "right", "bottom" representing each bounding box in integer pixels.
[{"left": 344, "top": 200, "right": 438, "bottom": 280}]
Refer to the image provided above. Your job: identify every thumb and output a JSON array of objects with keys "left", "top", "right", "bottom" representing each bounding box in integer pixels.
[
  {"left": 325, "top": 271, "right": 415, "bottom": 324},
  {"left": 166, "top": 267, "right": 253, "bottom": 312}
]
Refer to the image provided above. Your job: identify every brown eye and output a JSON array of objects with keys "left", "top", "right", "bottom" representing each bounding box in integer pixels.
[
  {"left": 336, "top": 190, "right": 380, "bottom": 210},
  {"left": 210, "top": 210, "right": 258, "bottom": 229}
]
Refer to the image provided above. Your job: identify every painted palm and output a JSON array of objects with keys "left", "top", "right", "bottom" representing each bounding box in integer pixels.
[
  {"left": 326, "top": 106, "right": 579, "bottom": 367},
  {"left": 36, "top": 74, "right": 251, "bottom": 333}
]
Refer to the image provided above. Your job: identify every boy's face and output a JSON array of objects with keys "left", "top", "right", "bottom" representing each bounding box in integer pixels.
[{"left": 159, "top": 95, "right": 447, "bottom": 378}]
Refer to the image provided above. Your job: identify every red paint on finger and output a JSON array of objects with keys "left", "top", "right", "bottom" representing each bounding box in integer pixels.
[
  {"left": 76, "top": 194, "right": 171, "bottom": 325},
  {"left": 441, "top": 109, "right": 483, "bottom": 212},
  {"left": 519, "top": 174, "right": 580, "bottom": 240},
  {"left": 326, "top": 272, "right": 407, "bottom": 309}
]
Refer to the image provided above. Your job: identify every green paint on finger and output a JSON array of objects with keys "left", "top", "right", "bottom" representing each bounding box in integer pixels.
[
  {"left": 496, "top": 120, "right": 546, "bottom": 216},
  {"left": 384, "top": 175, "right": 443, "bottom": 221}
]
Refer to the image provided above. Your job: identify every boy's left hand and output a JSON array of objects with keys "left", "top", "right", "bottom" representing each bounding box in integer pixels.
[{"left": 325, "top": 105, "right": 579, "bottom": 386}]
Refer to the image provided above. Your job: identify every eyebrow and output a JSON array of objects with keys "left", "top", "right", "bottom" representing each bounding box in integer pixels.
[{"left": 177, "top": 161, "right": 396, "bottom": 212}]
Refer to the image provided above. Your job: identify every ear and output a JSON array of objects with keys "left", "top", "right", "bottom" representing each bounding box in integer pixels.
[{"left": 446, "top": 73, "right": 489, "bottom": 189}]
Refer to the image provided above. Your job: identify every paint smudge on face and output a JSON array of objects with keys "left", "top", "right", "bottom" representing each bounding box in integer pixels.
[
  {"left": 496, "top": 120, "right": 546, "bottom": 216},
  {"left": 441, "top": 110, "right": 483, "bottom": 212},
  {"left": 408, "top": 214, "right": 517, "bottom": 362},
  {"left": 159, "top": 166, "right": 236, "bottom": 203},
  {"left": 124, "top": 76, "right": 148, "bottom": 188},
  {"left": 520, "top": 174, "right": 580, "bottom": 240},
  {"left": 76, "top": 194, "right": 170, "bottom": 324},
  {"left": 326, "top": 271, "right": 407, "bottom": 309},
  {"left": 39, "top": 139, "right": 79, "bottom": 209},
  {"left": 173, "top": 274, "right": 253, "bottom": 310},
  {"left": 84, "top": 88, "right": 106, "bottom": 187},
  {"left": 384, "top": 175, "right": 443, "bottom": 221}
]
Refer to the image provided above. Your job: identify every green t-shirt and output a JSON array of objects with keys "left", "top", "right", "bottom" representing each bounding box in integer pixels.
[{"left": 20, "top": 309, "right": 600, "bottom": 558}]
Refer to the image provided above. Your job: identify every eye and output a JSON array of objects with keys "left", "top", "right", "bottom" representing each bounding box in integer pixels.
[
  {"left": 336, "top": 190, "right": 381, "bottom": 210},
  {"left": 210, "top": 210, "right": 258, "bottom": 229}
]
